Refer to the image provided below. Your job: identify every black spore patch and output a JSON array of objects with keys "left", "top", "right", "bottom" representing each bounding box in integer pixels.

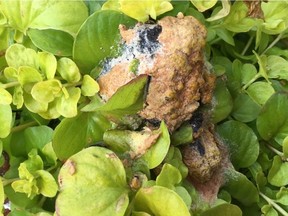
[
  {"left": 193, "top": 139, "right": 205, "bottom": 156},
  {"left": 189, "top": 111, "right": 203, "bottom": 133},
  {"left": 145, "top": 118, "right": 161, "bottom": 128},
  {"left": 138, "top": 25, "right": 162, "bottom": 54}
]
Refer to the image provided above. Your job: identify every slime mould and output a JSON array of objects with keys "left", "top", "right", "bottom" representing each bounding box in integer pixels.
[
  {"left": 98, "top": 13, "right": 221, "bottom": 182},
  {"left": 98, "top": 13, "right": 215, "bottom": 132}
]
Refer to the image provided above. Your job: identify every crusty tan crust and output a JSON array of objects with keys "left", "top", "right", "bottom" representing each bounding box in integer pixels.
[{"left": 98, "top": 14, "right": 215, "bottom": 131}]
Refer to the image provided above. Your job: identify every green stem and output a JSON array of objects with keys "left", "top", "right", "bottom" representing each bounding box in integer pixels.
[
  {"left": 62, "top": 81, "right": 82, "bottom": 88},
  {"left": 2, "top": 178, "right": 19, "bottom": 186},
  {"left": 261, "top": 31, "right": 286, "bottom": 55},
  {"left": 260, "top": 192, "right": 288, "bottom": 216},
  {"left": 10, "top": 121, "right": 38, "bottom": 133},
  {"left": 0, "top": 81, "right": 20, "bottom": 89},
  {"left": 266, "top": 143, "right": 288, "bottom": 162},
  {"left": 242, "top": 73, "right": 261, "bottom": 90},
  {"left": 241, "top": 35, "right": 254, "bottom": 56}
]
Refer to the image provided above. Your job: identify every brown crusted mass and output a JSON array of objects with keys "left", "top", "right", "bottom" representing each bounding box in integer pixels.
[{"left": 98, "top": 14, "right": 215, "bottom": 131}]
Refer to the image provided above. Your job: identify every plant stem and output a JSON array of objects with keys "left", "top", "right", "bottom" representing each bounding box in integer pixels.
[
  {"left": 266, "top": 143, "right": 288, "bottom": 162},
  {"left": 261, "top": 31, "right": 286, "bottom": 55},
  {"left": 62, "top": 81, "right": 82, "bottom": 88},
  {"left": 0, "top": 81, "right": 20, "bottom": 89},
  {"left": 260, "top": 192, "right": 288, "bottom": 216},
  {"left": 242, "top": 73, "right": 261, "bottom": 90},
  {"left": 2, "top": 178, "right": 19, "bottom": 186},
  {"left": 10, "top": 121, "right": 38, "bottom": 133},
  {"left": 241, "top": 36, "right": 254, "bottom": 56}
]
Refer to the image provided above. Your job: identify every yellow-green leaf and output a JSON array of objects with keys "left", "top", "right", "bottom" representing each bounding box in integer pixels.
[
  {"left": 81, "top": 75, "right": 99, "bottom": 97},
  {"left": 0, "top": 87, "right": 12, "bottom": 105},
  {"left": 31, "top": 79, "right": 62, "bottom": 103},
  {"left": 0, "top": 104, "right": 12, "bottom": 138},
  {"left": 38, "top": 52, "right": 57, "bottom": 80},
  {"left": 190, "top": 0, "right": 217, "bottom": 12},
  {"left": 57, "top": 58, "right": 81, "bottom": 83}
]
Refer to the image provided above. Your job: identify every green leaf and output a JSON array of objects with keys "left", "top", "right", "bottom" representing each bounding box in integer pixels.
[
  {"left": 24, "top": 125, "right": 53, "bottom": 153},
  {"left": 4, "top": 66, "right": 18, "bottom": 81},
  {"left": 103, "top": 0, "right": 173, "bottom": 22},
  {"left": 12, "top": 86, "right": 24, "bottom": 109},
  {"left": 23, "top": 91, "right": 48, "bottom": 113},
  {"left": 211, "top": 80, "right": 233, "bottom": 123},
  {"left": 38, "top": 52, "right": 57, "bottom": 80},
  {"left": 266, "top": 55, "right": 288, "bottom": 80},
  {"left": 217, "top": 120, "right": 259, "bottom": 169},
  {"left": 98, "top": 75, "right": 148, "bottom": 120},
  {"left": 81, "top": 75, "right": 100, "bottom": 97},
  {"left": 190, "top": 0, "right": 217, "bottom": 12},
  {"left": 11, "top": 178, "right": 39, "bottom": 199},
  {"left": 31, "top": 79, "right": 62, "bottom": 103},
  {"left": 241, "top": 63, "right": 257, "bottom": 85},
  {"left": 0, "top": 104, "right": 12, "bottom": 138},
  {"left": 28, "top": 29, "right": 73, "bottom": 56},
  {"left": 57, "top": 58, "right": 81, "bottom": 83},
  {"left": 283, "top": 136, "right": 288, "bottom": 158},
  {"left": 0, "top": 87, "right": 12, "bottom": 105},
  {"left": 1, "top": 0, "right": 88, "bottom": 35},
  {"left": 268, "top": 155, "right": 288, "bottom": 187},
  {"left": 0, "top": 176, "right": 4, "bottom": 212},
  {"left": 56, "top": 147, "right": 129, "bottom": 216},
  {"left": 156, "top": 163, "right": 182, "bottom": 189},
  {"left": 247, "top": 81, "right": 275, "bottom": 105},
  {"left": 5, "top": 44, "right": 38, "bottom": 69},
  {"left": 142, "top": 122, "right": 170, "bottom": 169},
  {"left": 261, "top": 205, "right": 278, "bottom": 216},
  {"left": 134, "top": 186, "right": 190, "bottom": 216},
  {"left": 231, "top": 93, "right": 261, "bottom": 122},
  {"left": 206, "top": 0, "right": 231, "bottom": 22},
  {"left": 201, "top": 203, "right": 242, "bottom": 216},
  {"left": 257, "top": 92, "right": 288, "bottom": 144},
  {"left": 73, "top": 10, "right": 136, "bottom": 73},
  {"left": 18, "top": 66, "right": 43, "bottom": 89},
  {"left": 276, "top": 187, "right": 288, "bottom": 205},
  {"left": 223, "top": 1, "right": 255, "bottom": 32},
  {"left": 35, "top": 170, "right": 58, "bottom": 197},
  {"left": 224, "top": 169, "right": 259, "bottom": 205},
  {"left": 56, "top": 87, "right": 81, "bottom": 118},
  {"left": 170, "top": 124, "right": 193, "bottom": 146},
  {"left": 53, "top": 112, "right": 111, "bottom": 160}
]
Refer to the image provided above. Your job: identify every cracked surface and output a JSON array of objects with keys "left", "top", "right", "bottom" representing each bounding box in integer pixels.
[{"left": 98, "top": 14, "right": 215, "bottom": 131}]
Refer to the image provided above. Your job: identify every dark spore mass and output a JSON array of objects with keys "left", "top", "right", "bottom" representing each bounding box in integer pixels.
[
  {"left": 138, "top": 25, "right": 162, "bottom": 53},
  {"left": 194, "top": 139, "right": 205, "bottom": 156},
  {"left": 145, "top": 118, "right": 161, "bottom": 127},
  {"left": 189, "top": 111, "right": 203, "bottom": 133}
]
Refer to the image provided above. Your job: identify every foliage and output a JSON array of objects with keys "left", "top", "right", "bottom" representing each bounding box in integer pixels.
[{"left": 1, "top": 0, "right": 288, "bottom": 215}]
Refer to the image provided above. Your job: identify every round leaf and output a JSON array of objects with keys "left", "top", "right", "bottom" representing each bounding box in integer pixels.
[
  {"left": 231, "top": 93, "right": 261, "bottom": 123},
  {"left": 142, "top": 122, "right": 170, "bottom": 169},
  {"left": 52, "top": 112, "right": 111, "bottom": 160},
  {"left": 224, "top": 169, "right": 259, "bottom": 205},
  {"left": 28, "top": 29, "right": 73, "bottom": 56},
  {"left": 31, "top": 79, "right": 62, "bottom": 103},
  {"left": 217, "top": 120, "right": 259, "bottom": 169},
  {"left": 18, "top": 66, "right": 43, "bottom": 89},
  {"left": 257, "top": 92, "right": 288, "bottom": 144},
  {"left": 56, "top": 147, "right": 129, "bottom": 216},
  {"left": 0, "top": 104, "right": 12, "bottom": 138},
  {"left": 38, "top": 52, "right": 57, "bottom": 79},
  {"left": 134, "top": 186, "right": 190, "bottom": 216},
  {"left": 211, "top": 80, "right": 233, "bottom": 123},
  {"left": 81, "top": 75, "right": 100, "bottom": 96},
  {"left": 35, "top": 170, "right": 58, "bottom": 197},
  {"left": 56, "top": 87, "right": 81, "bottom": 118},
  {"left": 201, "top": 203, "right": 242, "bottom": 216},
  {"left": 0, "top": 87, "right": 12, "bottom": 105},
  {"left": 268, "top": 155, "right": 288, "bottom": 187},
  {"left": 156, "top": 163, "right": 182, "bottom": 189},
  {"left": 247, "top": 81, "right": 275, "bottom": 105},
  {"left": 73, "top": 10, "right": 136, "bottom": 73},
  {"left": 5, "top": 44, "right": 38, "bottom": 69},
  {"left": 57, "top": 58, "right": 81, "bottom": 83}
]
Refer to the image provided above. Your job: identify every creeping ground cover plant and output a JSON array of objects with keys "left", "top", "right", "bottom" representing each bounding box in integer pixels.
[{"left": 1, "top": 0, "right": 288, "bottom": 215}]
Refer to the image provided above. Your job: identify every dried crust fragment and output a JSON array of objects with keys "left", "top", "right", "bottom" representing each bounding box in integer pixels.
[{"left": 98, "top": 15, "right": 214, "bottom": 131}]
